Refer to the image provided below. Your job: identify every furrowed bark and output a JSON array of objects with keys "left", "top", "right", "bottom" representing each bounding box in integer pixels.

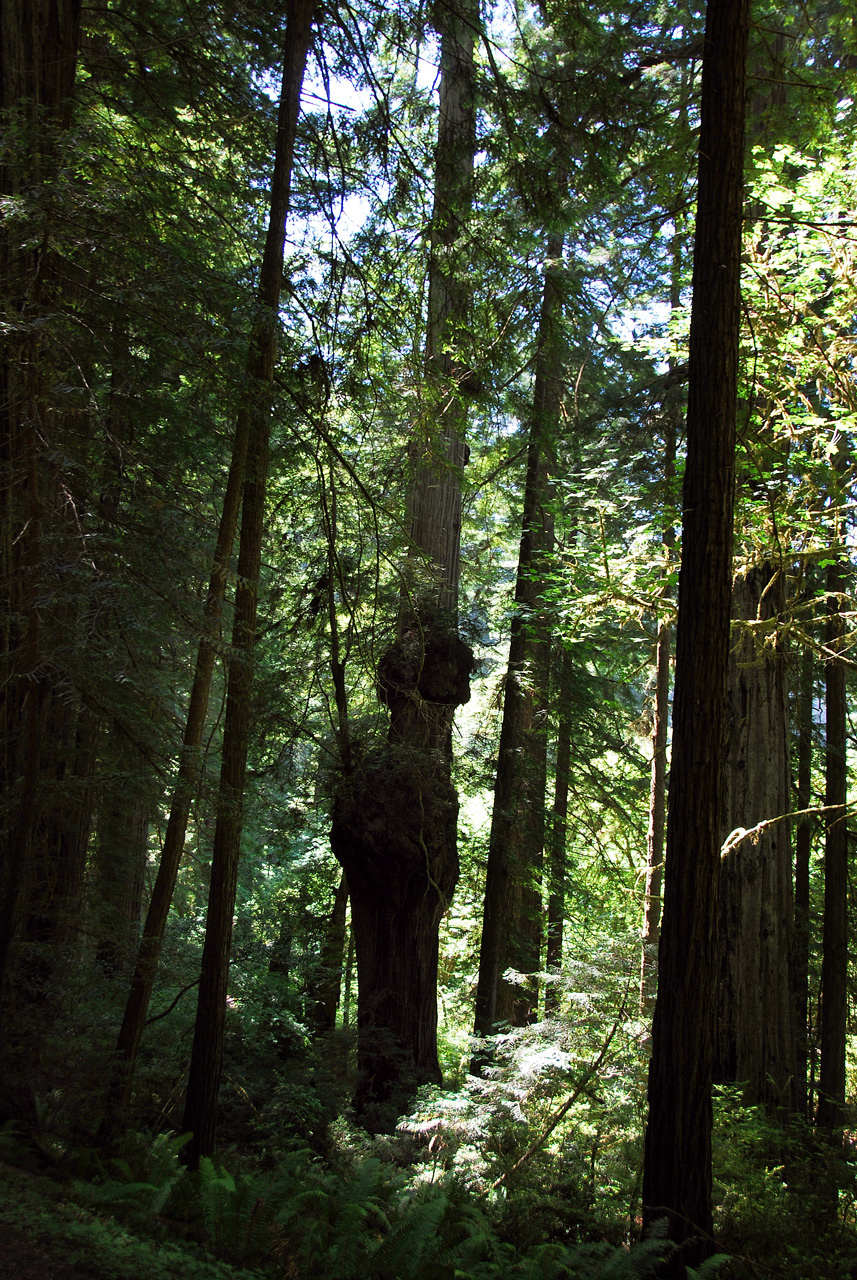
[
  {"left": 331, "top": 0, "right": 477, "bottom": 1128},
  {"left": 641, "top": 0, "right": 748, "bottom": 1264},
  {"left": 817, "top": 556, "right": 848, "bottom": 1136},
  {"left": 714, "top": 563, "right": 796, "bottom": 1111},
  {"left": 472, "top": 230, "right": 563, "bottom": 1058}
]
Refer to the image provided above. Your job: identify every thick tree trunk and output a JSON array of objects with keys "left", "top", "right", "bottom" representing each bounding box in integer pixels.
[
  {"left": 180, "top": 0, "right": 316, "bottom": 1168},
  {"left": 0, "top": 0, "right": 81, "bottom": 118},
  {"left": 641, "top": 0, "right": 748, "bottom": 1265},
  {"left": 13, "top": 692, "right": 98, "bottom": 1019},
  {"left": 0, "top": 0, "right": 83, "bottom": 1008},
  {"left": 331, "top": 0, "right": 476, "bottom": 1129},
  {"left": 332, "top": 751, "right": 461, "bottom": 1125},
  {"left": 793, "top": 644, "right": 814, "bottom": 1117},
  {"left": 405, "top": 0, "right": 477, "bottom": 616},
  {"left": 817, "top": 558, "right": 848, "bottom": 1135},
  {"left": 714, "top": 563, "right": 796, "bottom": 1110},
  {"left": 472, "top": 231, "right": 563, "bottom": 1053},
  {"left": 102, "top": 0, "right": 314, "bottom": 1138}
]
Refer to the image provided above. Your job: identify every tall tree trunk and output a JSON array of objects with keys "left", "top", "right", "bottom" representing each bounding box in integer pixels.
[
  {"left": 180, "top": 0, "right": 316, "bottom": 1168},
  {"left": 545, "top": 656, "right": 572, "bottom": 1019},
  {"left": 0, "top": 0, "right": 83, "bottom": 1007},
  {"left": 639, "top": 215, "right": 681, "bottom": 1016},
  {"left": 94, "top": 721, "right": 148, "bottom": 976},
  {"left": 101, "top": 0, "right": 314, "bottom": 1137},
  {"left": 639, "top": 416, "right": 677, "bottom": 1014},
  {"left": 817, "top": 557, "right": 848, "bottom": 1135},
  {"left": 310, "top": 873, "right": 349, "bottom": 1035},
  {"left": 472, "top": 230, "right": 563, "bottom": 1055},
  {"left": 331, "top": 0, "right": 476, "bottom": 1129},
  {"left": 793, "top": 643, "right": 814, "bottom": 1117},
  {"left": 714, "top": 562, "right": 796, "bottom": 1110},
  {"left": 641, "top": 0, "right": 748, "bottom": 1265},
  {"left": 640, "top": 615, "right": 671, "bottom": 1015}
]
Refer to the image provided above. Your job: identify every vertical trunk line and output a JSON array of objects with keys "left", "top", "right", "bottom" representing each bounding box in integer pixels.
[
  {"left": 472, "top": 230, "right": 563, "bottom": 1053},
  {"left": 793, "top": 643, "right": 813, "bottom": 1118},
  {"left": 641, "top": 0, "right": 748, "bottom": 1262},
  {"left": 180, "top": 0, "right": 316, "bottom": 1167},
  {"left": 818, "top": 556, "right": 848, "bottom": 1135}
]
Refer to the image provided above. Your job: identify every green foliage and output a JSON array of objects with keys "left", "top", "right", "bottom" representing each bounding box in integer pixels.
[
  {"left": 684, "top": 1259, "right": 731, "bottom": 1280},
  {"left": 0, "top": 1164, "right": 255, "bottom": 1280},
  {"left": 70, "top": 1131, "right": 189, "bottom": 1223},
  {"left": 712, "top": 1088, "right": 857, "bottom": 1278},
  {"left": 3, "top": 4, "right": 857, "bottom": 1280},
  {"left": 196, "top": 1157, "right": 272, "bottom": 1268}
]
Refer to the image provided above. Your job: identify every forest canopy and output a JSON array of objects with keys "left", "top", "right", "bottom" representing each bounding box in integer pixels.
[{"left": 2, "top": 0, "right": 857, "bottom": 1276}]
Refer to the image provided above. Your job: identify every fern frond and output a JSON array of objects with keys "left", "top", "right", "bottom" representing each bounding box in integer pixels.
[{"left": 685, "top": 1253, "right": 730, "bottom": 1278}]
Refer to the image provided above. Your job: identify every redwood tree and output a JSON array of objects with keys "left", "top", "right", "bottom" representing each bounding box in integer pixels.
[
  {"left": 472, "top": 229, "right": 564, "bottom": 1052},
  {"left": 0, "top": 0, "right": 84, "bottom": 1035},
  {"left": 179, "top": 0, "right": 317, "bottom": 1167},
  {"left": 101, "top": 0, "right": 316, "bottom": 1138},
  {"left": 714, "top": 562, "right": 796, "bottom": 1110},
  {"left": 818, "top": 553, "right": 848, "bottom": 1135},
  {"left": 330, "top": 0, "right": 477, "bottom": 1128},
  {"left": 641, "top": 0, "right": 749, "bottom": 1264}
]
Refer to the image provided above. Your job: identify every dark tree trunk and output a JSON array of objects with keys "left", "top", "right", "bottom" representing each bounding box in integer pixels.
[
  {"left": 102, "top": 0, "right": 314, "bottom": 1138},
  {"left": 793, "top": 643, "right": 814, "bottom": 1117},
  {"left": 180, "top": 0, "right": 316, "bottom": 1169},
  {"left": 817, "top": 557, "right": 848, "bottom": 1135},
  {"left": 545, "top": 657, "right": 572, "bottom": 1019},
  {"left": 472, "top": 231, "right": 563, "bottom": 1053},
  {"left": 641, "top": 0, "right": 748, "bottom": 1264},
  {"left": 333, "top": 750, "right": 461, "bottom": 1126},
  {"left": 0, "top": 0, "right": 81, "bottom": 118},
  {"left": 714, "top": 563, "right": 796, "bottom": 1110},
  {"left": 331, "top": 0, "right": 476, "bottom": 1129},
  {"left": 0, "top": 0, "right": 82, "bottom": 1008},
  {"left": 311, "top": 873, "right": 349, "bottom": 1035},
  {"left": 18, "top": 694, "right": 98, "bottom": 990},
  {"left": 94, "top": 721, "right": 148, "bottom": 976}
]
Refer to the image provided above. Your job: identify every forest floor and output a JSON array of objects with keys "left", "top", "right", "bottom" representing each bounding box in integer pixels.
[
  {"left": 0, "top": 1162, "right": 260, "bottom": 1280},
  {"left": 0, "top": 1219, "right": 106, "bottom": 1280}
]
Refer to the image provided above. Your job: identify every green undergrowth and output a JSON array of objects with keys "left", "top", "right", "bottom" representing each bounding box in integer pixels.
[
  {"left": 0, "top": 1161, "right": 256, "bottom": 1280},
  {"left": 712, "top": 1088, "right": 857, "bottom": 1280},
  {"left": 0, "top": 1124, "right": 704, "bottom": 1280},
  {"left": 8, "top": 1072, "right": 857, "bottom": 1280}
]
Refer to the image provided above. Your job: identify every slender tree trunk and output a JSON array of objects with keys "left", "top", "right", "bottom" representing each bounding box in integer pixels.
[
  {"left": 180, "top": 0, "right": 316, "bottom": 1168},
  {"left": 343, "top": 922, "right": 354, "bottom": 1028},
  {"left": 640, "top": 212, "right": 681, "bottom": 1016},
  {"left": 331, "top": 0, "right": 476, "bottom": 1130},
  {"left": 311, "top": 873, "right": 349, "bottom": 1034},
  {"left": 641, "top": 0, "right": 748, "bottom": 1265},
  {"left": 793, "top": 643, "right": 814, "bottom": 1117},
  {"left": 545, "top": 658, "right": 572, "bottom": 1019},
  {"left": 91, "top": 344, "right": 147, "bottom": 977},
  {"left": 472, "top": 230, "right": 563, "bottom": 1055},
  {"left": 94, "top": 721, "right": 148, "bottom": 976},
  {"left": 101, "top": 0, "right": 314, "bottom": 1137},
  {"left": 817, "top": 557, "right": 848, "bottom": 1135},
  {"left": 640, "top": 615, "right": 670, "bottom": 1015},
  {"left": 639, "top": 406, "right": 676, "bottom": 1015},
  {"left": 714, "top": 562, "right": 796, "bottom": 1110}
]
